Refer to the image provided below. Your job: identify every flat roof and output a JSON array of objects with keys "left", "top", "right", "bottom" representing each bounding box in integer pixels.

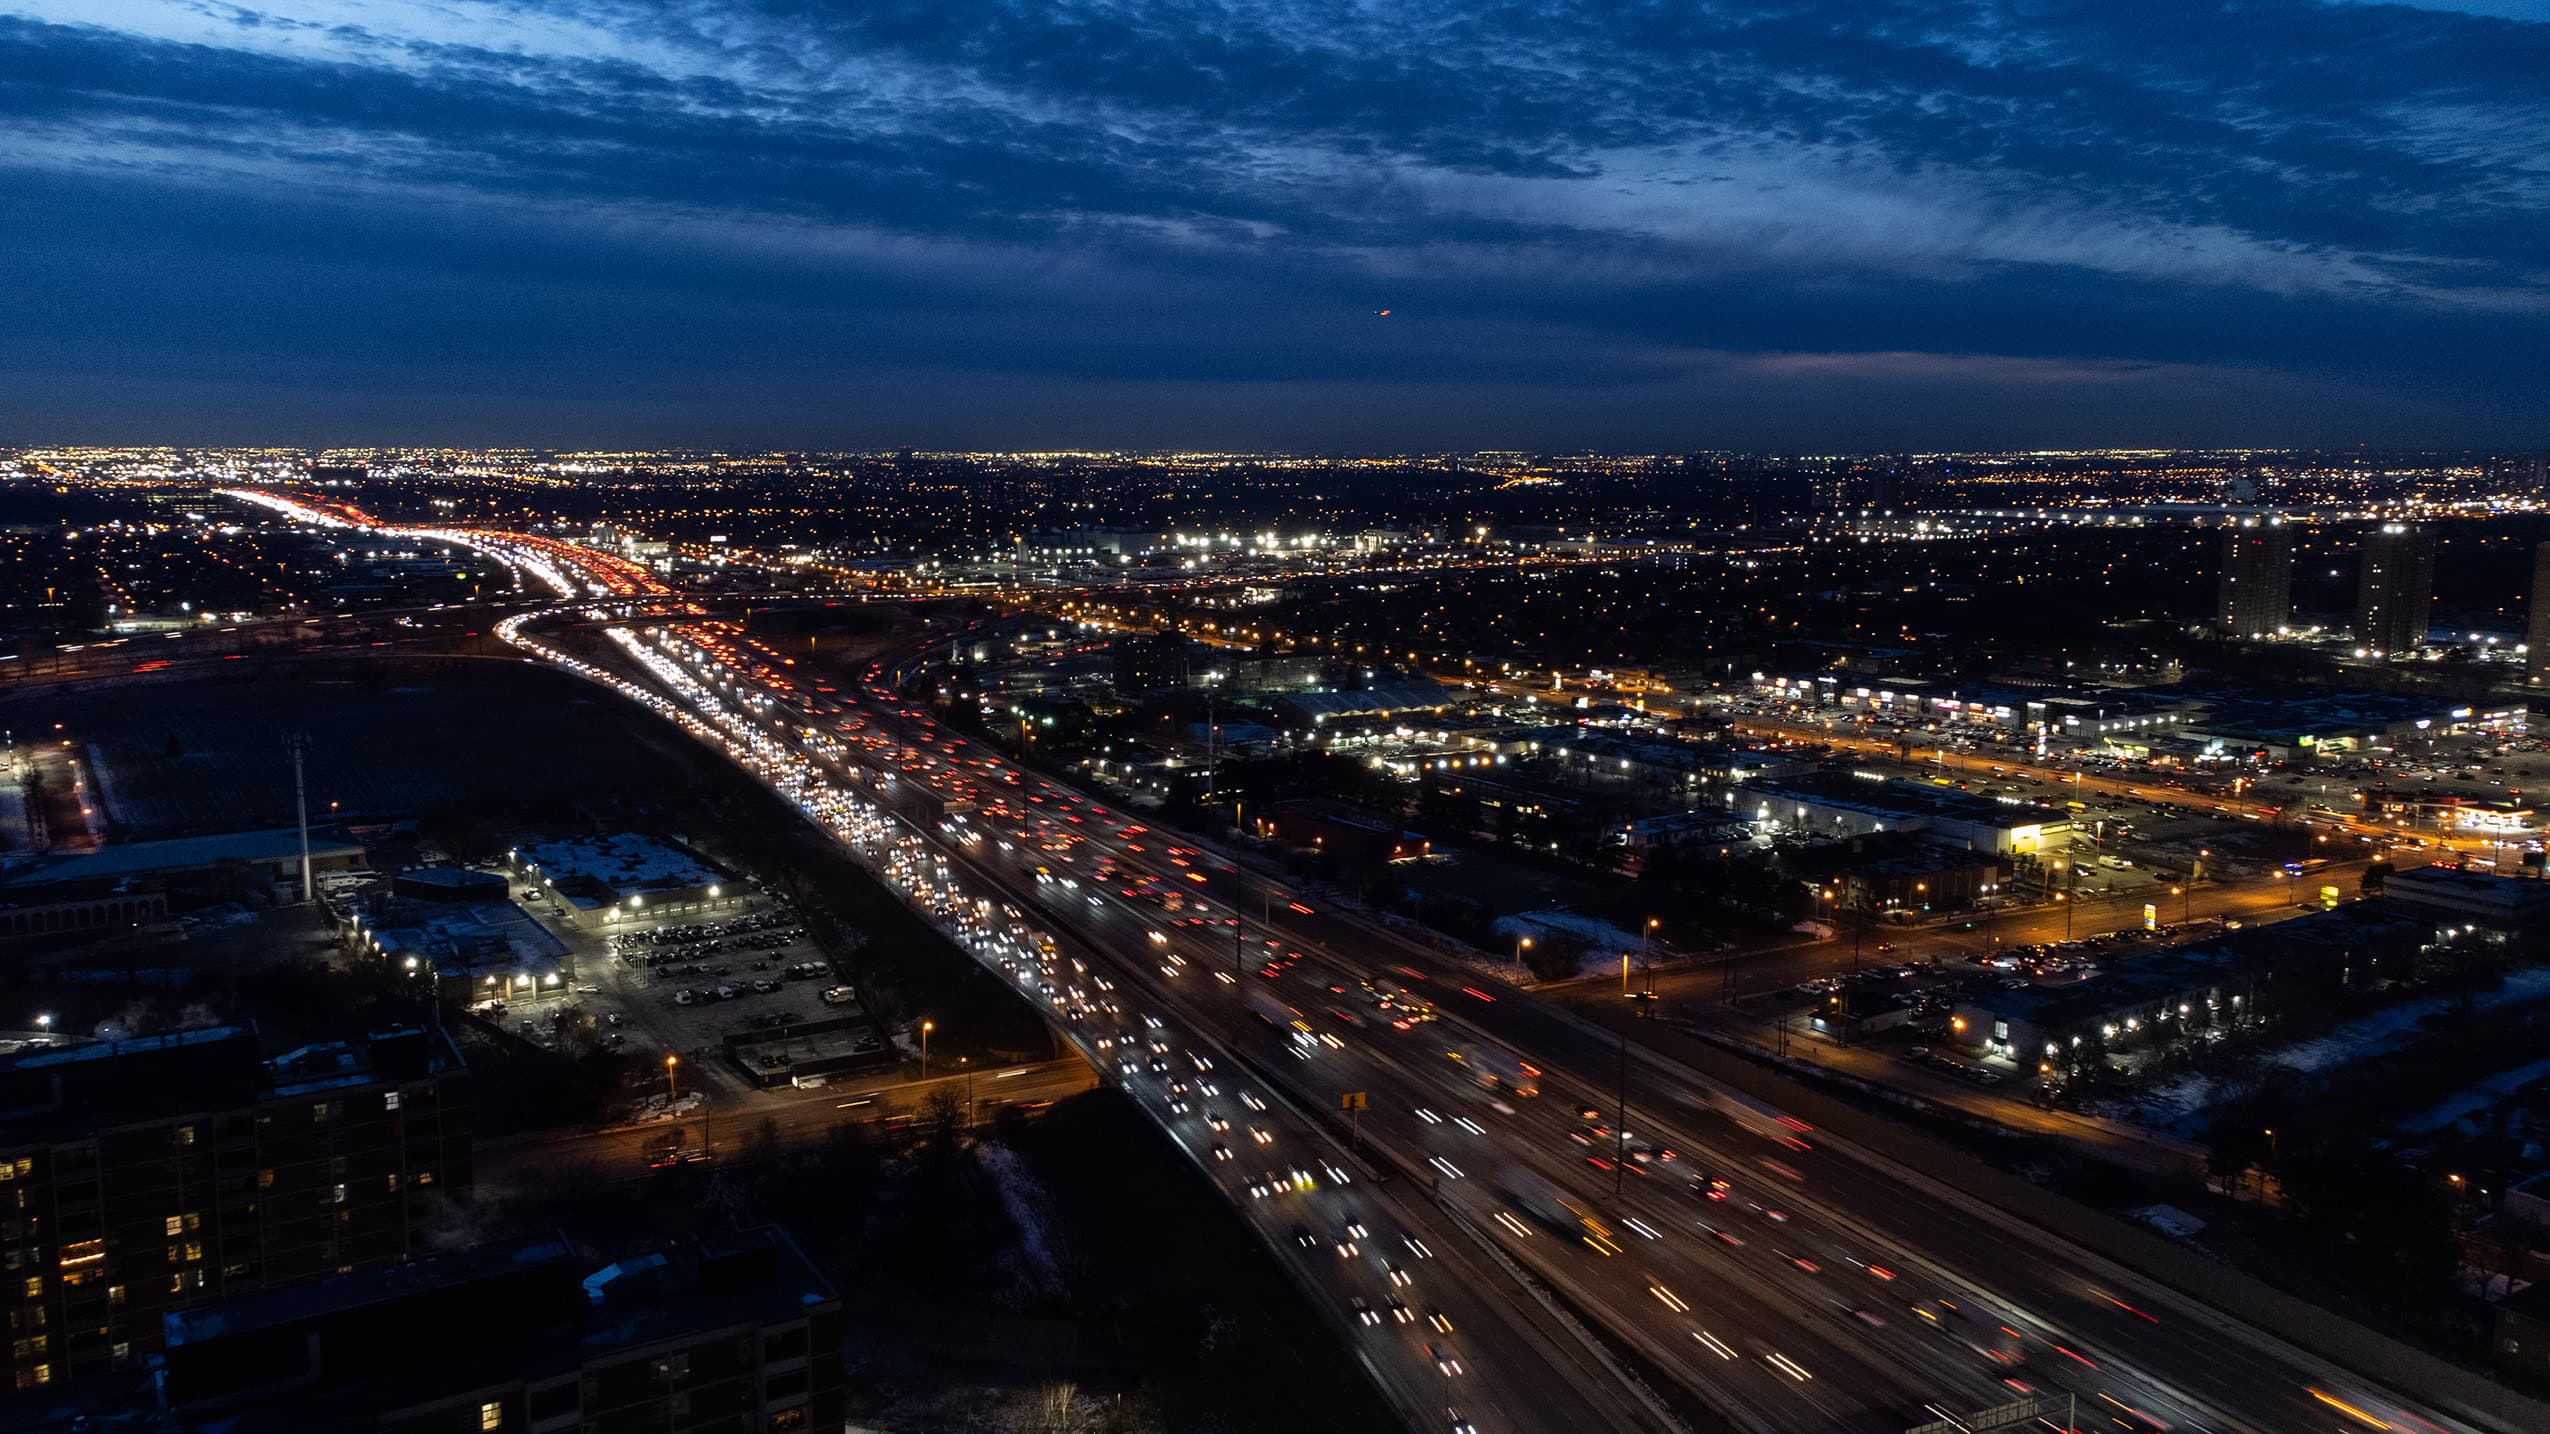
[
  {"left": 0, "top": 826, "right": 364, "bottom": 889},
  {"left": 1751, "top": 774, "right": 2053, "bottom": 830},
  {"left": 513, "top": 833, "right": 724, "bottom": 898},
  {"left": 1965, "top": 905, "right": 2426, "bottom": 1028}
]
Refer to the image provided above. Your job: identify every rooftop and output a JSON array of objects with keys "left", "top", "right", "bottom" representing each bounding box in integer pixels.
[
  {"left": 511, "top": 832, "right": 726, "bottom": 907},
  {"left": 158, "top": 1226, "right": 838, "bottom": 1427},
  {"left": 0, "top": 826, "right": 365, "bottom": 891},
  {"left": 1749, "top": 773, "right": 2055, "bottom": 830}
]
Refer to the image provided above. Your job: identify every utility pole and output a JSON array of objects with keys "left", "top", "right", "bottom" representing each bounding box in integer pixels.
[
  {"left": 1205, "top": 694, "right": 1220, "bottom": 800},
  {"left": 1614, "top": 1029, "right": 1629, "bottom": 1204},
  {"left": 288, "top": 732, "right": 314, "bottom": 903}
]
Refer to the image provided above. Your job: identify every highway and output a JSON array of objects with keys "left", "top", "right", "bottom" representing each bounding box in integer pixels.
[
  {"left": 224, "top": 490, "right": 1678, "bottom": 1434},
  {"left": 643, "top": 612, "right": 2509, "bottom": 1434},
  {"left": 235, "top": 489, "right": 2541, "bottom": 1434}
]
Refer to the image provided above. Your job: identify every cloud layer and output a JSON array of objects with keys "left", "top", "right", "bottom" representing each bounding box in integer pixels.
[{"left": 2, "top": 0, "right": 2545, "bottom": 448}]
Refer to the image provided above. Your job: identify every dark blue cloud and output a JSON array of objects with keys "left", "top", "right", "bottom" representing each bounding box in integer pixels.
[{"left": 0, "top": 0, "right": 2543, "bottom": 447}]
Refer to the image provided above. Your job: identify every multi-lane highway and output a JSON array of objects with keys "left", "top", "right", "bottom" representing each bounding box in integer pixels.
[
  {"left": 223, "top": 489, "right": 1676, "bottom": 1434},
  {"left": 231, "top": 489, "right": 2540, "bottom": 1434}
]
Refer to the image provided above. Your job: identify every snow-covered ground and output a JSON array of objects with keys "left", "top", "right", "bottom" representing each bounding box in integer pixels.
[
  {"left": 975, "top": 1142, "right": 1066, "bottom": 1301},
  {"left": 1496, "top": 910, "right": 1646, "bottom": 980},
  {"left": 2396, "top": 1056, "right": 2550, "bottom": 1136},
  {"left": 2123, "top": 967, "right": 2550, "bottom": 1135}
]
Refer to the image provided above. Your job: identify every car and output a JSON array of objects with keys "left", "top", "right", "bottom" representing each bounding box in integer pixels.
[
  {"left": 1426, "top": 1307, "right": 1454, "bottom": 1333},
  {"left": 1209, "top": 1143, "right": 1233, "bottom": 1162},
  {"left": 1429, "top": 1345, "right": 1464, "bottom": 1377},
  {"left": 1350, "top": 1295, "right": 1381, "bottom": 1326},
  {"left": 1386, "top": 1297, "right": 1415, "bottom": 1324},
  {"left": 1291, "top": 1225, "right": 1318, "bottom": 1248}
]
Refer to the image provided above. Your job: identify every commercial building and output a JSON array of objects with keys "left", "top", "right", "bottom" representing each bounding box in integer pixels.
[
  {"left": 145, "top": 1225, "right": 842, "bottom": 1432},
  {"left": 2379, "top": 865, "right": 2550, "bottom": 935},
  {"left": 1274, "top": 682, "right": 1461, "bottom": 728},
  {"left": 507, "top": 834, "right": 742, "bottom": 924},
  {"left": 1787, "top": 835, "right": 2012, "bottom": 915},
  {"left": 0, "top": 1024, "right": 470, "bottom": 1391},
  {"left": 1727, "top": 773, "right": 2062, "bottom": 856},
  {"left": 2356, "top": 522, "right": 2436, "bottom": 656},
  {"left": 1254, "top": 798, "right": 1429, "bottom": 866},
  {"left": 1948, "top": 905, "right": 2425, "bottom": 1069},
  {"left": 2214, "top": 519, "right": 2293, "bottom": 640},
  {"left": 0, "top": 828, "right": 367, "bottom": 947},
  {"left": 1746, "top": 674, "right": 2193, "bottom": 746},
  {"left": 1109, "top": 630, "right": 1192, "bottom": 691},
  {"left": 2181, "top": 692, "right": 2519, "bottom": 761}
]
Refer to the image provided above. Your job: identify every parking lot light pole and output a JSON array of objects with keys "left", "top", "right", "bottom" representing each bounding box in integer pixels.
[{"left": 664, "top": 1053, "right": 678, "bottom": 1103}]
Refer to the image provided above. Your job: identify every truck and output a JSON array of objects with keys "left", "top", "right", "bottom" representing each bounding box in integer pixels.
[
  {"left": 1699, "top": 1085, "right": 1813, "bottom": 1150},
  {"left": 1448, "top": 1041, "right": 1541, "bottom": 1098}
]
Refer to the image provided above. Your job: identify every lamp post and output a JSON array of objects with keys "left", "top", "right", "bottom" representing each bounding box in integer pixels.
[
  {"left": 664, "top": 1053, "right": 679, "bottom": 1103},
  {"left": 2056, "top": 891, "right": 2072, "bottom": 940},
  {"left": 1642, "top": 917, "right": 1659, "bottom": 999},
  {"left": 1514, "top": 936, "right": 1532, "bottom": 980},
  {"left": 2173, "top": 883, "right": 2189, "bottom": 924},
  {"left": 920, "top": 1019, "right": 934, "bottom": 1078}
]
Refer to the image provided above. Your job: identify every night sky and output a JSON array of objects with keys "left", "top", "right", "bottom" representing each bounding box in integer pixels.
[{"left": 3, "top": 1, "right": 2547, "bottom": 450}]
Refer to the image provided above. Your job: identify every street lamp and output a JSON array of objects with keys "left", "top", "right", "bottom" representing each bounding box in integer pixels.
[
  {"left": 664, "top": 1053, "right": 679, "bottom": 1102},
  {"left": 1514, "top": 936, "right": 1532, "bottom": 978},
  {"left": 920, "top": 1019, "right": 934, "bottom": 1078},
  {"left": 34, "top": 1013, "right": 52, "bottom": 1036},
  {"left": 2173, "top": 884, "right": 2188, "bottom": 923}
]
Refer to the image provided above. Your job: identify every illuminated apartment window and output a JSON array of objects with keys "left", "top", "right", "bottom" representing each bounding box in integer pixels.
[
  {"left": 384, "top": 1091, "right": 401, "bottom": 1112},
  {"left": 479, "top": 1399, "right": 503, "bottom": 1431},
  {"left": 20, "top": 1278, "right": 39, "bottom": 1299},
  {"left": 106, "top": 1285, "right": 124, "bottom": 1308},
  {"left": 164, "top": 1216, "right": 182, "bottom": 1237},
  {"left": 58, "top": 1240, "right": 103, "bottom": 1268},
  {"left": 177, "top": 1126, "right": 196, "bottom": 1147}
]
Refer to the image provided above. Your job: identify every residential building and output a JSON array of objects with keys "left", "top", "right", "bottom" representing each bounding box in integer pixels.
[
  {"left": 2215, "top": 520, "right": 2293, "bottom": 639},
  {"left": 2356, "top": 523, "right": 2435, "bottom": 656},
  {"left": 0, "top": 1024, "right": 470, "bottom": 1391},
  {"left": 149, "top": 1225, "right": 843, "bottom": 1433}
]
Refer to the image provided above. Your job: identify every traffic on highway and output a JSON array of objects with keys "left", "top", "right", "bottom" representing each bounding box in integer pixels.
[{"left": 236, "top": 489, "right": 2517, "bottom": 1434}]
